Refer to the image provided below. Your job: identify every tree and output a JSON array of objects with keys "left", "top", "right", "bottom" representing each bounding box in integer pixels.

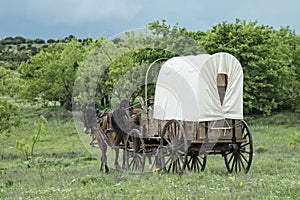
[
  {"left": 33, "top": 38, "right": 45, "bottom": 44},
  {"left": 190, "top": 20, "right": 298, "bottom": 114},
  {"left": 288, "top": 33, "right": 300, "bottom": 112},
  {"left": 47, "top": 39, "right": 56, "bottom": 44},
  {"left": 18, "top": 39, "right": 89, "bottom": 110},
  {"left": 13, "top": 36, "right": 26, "bottom": 45},
  {"left": 73, "top": 23, "right": 206, "bottom": 110},
  {"left": 0, "top": 65, "right": 20, "bottom": 133}
]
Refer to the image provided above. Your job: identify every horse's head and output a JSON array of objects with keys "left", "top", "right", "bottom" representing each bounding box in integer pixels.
[
  {"left": 119, "top": 98, "right": 130, "bottom": 109},
  {"left": 81, "top": 106, "right": 97, "bottom": 131}
]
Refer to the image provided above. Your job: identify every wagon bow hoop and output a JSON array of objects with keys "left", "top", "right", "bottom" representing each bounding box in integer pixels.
[{"left": 144, "top": 58, "right": 169, "bottom": 129}]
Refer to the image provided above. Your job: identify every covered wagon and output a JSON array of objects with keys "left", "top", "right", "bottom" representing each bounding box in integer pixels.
[
  {"left": 88, "top": 52, "right": 253, "bottom": 174},
  {"left": 148, "top": 52, "right": 253, "bottom": 173}
]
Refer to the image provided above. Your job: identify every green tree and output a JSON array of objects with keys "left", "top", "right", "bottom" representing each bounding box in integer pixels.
[
  {"left": 19, "top": 39, "right": 89, "bottom": 110},
  {"left": 0, "top": 65, "right": 20, "bottom": 133},
  {"left": 33, "top": 38, "right": 45, "bottom": 44},
  {"left": 74, "top": 23, "right": 206, "bottom": 109},
  {"left": 191, "top": 20, "right": 298, "bottom": 114},
  {"left": 290, "top": 35, "right": 300, "bottom": 112}
]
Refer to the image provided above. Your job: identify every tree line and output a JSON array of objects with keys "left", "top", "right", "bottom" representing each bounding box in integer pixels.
[{"left": 1, "top": 19, "right": 300, "bottom": 132}]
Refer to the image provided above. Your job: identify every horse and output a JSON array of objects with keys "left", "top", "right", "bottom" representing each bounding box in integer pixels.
[
  {"left": 97, "top": 107, "right": 131, "bottom": 170},
  {"left": 82, "top": 99, "right": 142, "bottom": 172},
  {"left": 82, "top": 105, "right": 109, "bottom": 173}
]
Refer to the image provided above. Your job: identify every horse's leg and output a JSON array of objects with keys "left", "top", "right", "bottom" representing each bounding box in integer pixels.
[
  {"left": 99, "top": 156, "right": 108, "bottom": 173},
  {"left": 122, "top": 133, "right": 129, "bottom": 170},
  {"left": 100, "top": 161, "right": 103, "bottom": 171},
  {"left": 105, "top": 163, "right": 109, "bottom": 173},
  {"left": 101, "top": 143, "right": 109, "bottom": 173},
  {"left": 94, "top": 129, "right": 109, "bottom": 173},
  {"left": 108, "top": 131, "right": 121, "bottom": 170},
  {"left": 114, "top": 131, "right": 127, "bottom": 170},
  {"left": 148, "top": 155, "right": 152, "bottom": 165},
  {"left": 114, "top": 147, "right": 121, "bottom": 170}
]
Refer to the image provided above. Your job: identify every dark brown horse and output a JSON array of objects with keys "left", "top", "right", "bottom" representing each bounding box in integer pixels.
[
  {"left": 82, "top": 105, "right": 109, "bottom": 172},
  {"left": 82, "top": 99, "right": 140, "bottom": 172},
  {"left": 98, "top": 108, "right": 131, "bottom": 170}
]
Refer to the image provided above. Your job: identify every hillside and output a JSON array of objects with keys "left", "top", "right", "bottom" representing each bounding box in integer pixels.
[{"left": 0, "top": 35, "right": 92, "bottom": 70}]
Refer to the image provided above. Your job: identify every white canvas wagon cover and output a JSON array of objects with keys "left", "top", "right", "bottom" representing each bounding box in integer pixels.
[{"left": 153, "top": 52, "right": 243, "bottom": 122}]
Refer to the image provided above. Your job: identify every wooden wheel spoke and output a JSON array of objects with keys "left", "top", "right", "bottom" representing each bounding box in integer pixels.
[
  {"left": 239, "top": 151, "right": 249, "bottom": 163},
  {"left": 190, "top": 159, "right": 195, "bottom": 167},
  {"left": 242, "top": 126, "right": 246, "bottom": 133},
  {"left": 178, "top": 160, "right": 183, "bottom": 171},
  {"left": 165, "top": 138, "right": 172, "bottom": 146},
  {"left": 169, "top": 159, "right": 180, "bottom": 173},
  {"left": 176, "top": 149, "right": 185, "bottom": 155},
  {"left": 193, "top": 158, "right": 200, "bottom": 171},
  {"left": 242, "top": 132, "right": 249, "bottom": 139},
  {"left": 125, "top": 135, "right": 145, "bottom": 172},
  {"left": 225, "top": 149, "right": 233, "bottom": 156},
  {"left": 175, "top": 143, "right": 185, "bottom": 150},
  {"left": 128, "top": 159, "right": 134, "bottom": 168},
  {"left": 133, "top": 161, "right": 139, "bottom": 170},
  {"left": 167, "top": 162, "right": 172, "bottom": 172},
  {"left": 178, "top": 155, "right": 185, "bottom": 165},
  {"left": 160, "top": 146, "right": 170, "bottom": 155},
  {"left": 175, "top": 142, "right": 184, "bottom": 149},
  {"left": 238, "top": 153, "right": 247, "bottom": 170},
  {"left": 228, "top": 152, "right": 235, "bottom": 164},
  {"left": 187, "top": 154, "right": 206, "bottom": 172},
  {"left": 195, "top": 156, "right": 203, "bottom": 167},
  {"left": 173, "top": 161, "right": 177, "bottom": 172},
  {"left": 188, "top": 157, "right": 193, "bottom": 165},
  {"left": 175, "top": 161, "right": 180, "bottom": 172},
  {"left": 174, "top": 160, "right": 179, "bottom": 172},
  {"left": 230, "top": 155, "right": 235, "bottom": 172},
  {"left": 240, "top": 142, "right": 250, "bottom": 148},
  {"left": 224, "top": 121, "right": 253, "bottom": 173},
  {"left": 194, "top": 162, "right": 199, "bottom": 171},
  {"left": 129, "top": 157, "right": 141, "bottom": 170},
  {"left": 164, "top": 156, "right": 172, "bottom": 166},
  {"left": 160, "top": 120, "right": 187, "bottom": 174},
  {"left": 242, "top": 150, "right": 251, "bottom": 154},
  {"left": 235, "top": 155, "right": 239, "bottom": 172},
  {"left": 237, "top": 154, "right": 242, "bottom": 172}
]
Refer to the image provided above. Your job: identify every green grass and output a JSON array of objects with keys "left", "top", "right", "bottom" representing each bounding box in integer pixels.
[{"left": 0, "top": 106, "right": 299, "bottom": 199}]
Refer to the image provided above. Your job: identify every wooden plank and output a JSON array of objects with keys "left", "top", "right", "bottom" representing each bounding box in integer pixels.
[{"left": 191, "top": 139, "right": 246, "bottom": 144}]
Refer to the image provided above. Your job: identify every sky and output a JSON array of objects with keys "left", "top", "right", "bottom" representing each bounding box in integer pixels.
[{"left": 1, "top": 0, "right": 300, "bottom": 40}]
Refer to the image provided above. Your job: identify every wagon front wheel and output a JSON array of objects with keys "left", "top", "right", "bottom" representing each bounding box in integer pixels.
[
  {"left": 125, "top": 129, "right": 145, "bottom": 172},
  {"left": 159, "top": 120, "right": 188, "bottom": 174},
  {"left": 224, "top": 120, "right": 253, "bottom": 173}
]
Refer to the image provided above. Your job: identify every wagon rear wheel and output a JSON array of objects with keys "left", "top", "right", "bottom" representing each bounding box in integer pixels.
[
  {"left": 224, "top": 120, "right": 253, "bottom": 173},
  {"left": 125, "top": 129, "right": 145, "bottom": 172},
  {"left": 186, "top": 152, "right": 207, "bottom": 172},
  {"left": 159, "top": 120, "right": 188, "bottom": 174}
]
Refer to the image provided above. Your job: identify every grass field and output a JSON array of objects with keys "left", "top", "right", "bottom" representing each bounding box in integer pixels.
[{"left": 1, "top": 105, "right": 300, "bottom": 199}]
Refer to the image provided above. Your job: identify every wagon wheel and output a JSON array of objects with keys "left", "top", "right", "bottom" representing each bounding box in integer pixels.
[
  {"left": 186, "top": 152, "right": 207, "bottom": 172},
  {"left": 125, "top": 129, "right": 145, "bottom": 172},
  {"left": 159, "top": 120, "right": 188, "bottom": 174},
  {"left": 223, "top": 120, "right": 253, "bottom": 173}
]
